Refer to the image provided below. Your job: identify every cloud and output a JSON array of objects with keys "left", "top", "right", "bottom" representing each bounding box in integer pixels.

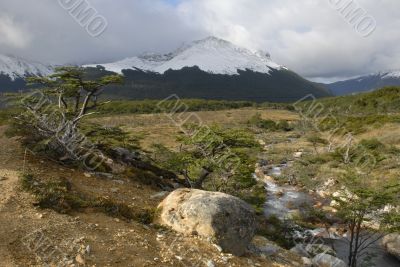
[
  {"left": 176, "top": 0, "right": 400, "bottom": 80},
  {"left": 0, "top": 15, "right": 31, "bottom": 48},
  {"left": 0, "top": 0, "right": 399, "bottom": 80}
]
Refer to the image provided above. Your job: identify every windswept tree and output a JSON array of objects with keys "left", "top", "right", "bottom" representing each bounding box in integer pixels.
[
  {"left": 152, "top": 124, "right": 261, "bottom": 193},
  {"left": 10, "top": 67, "right": 123, "bottom": 168},
  {"left": 26, "top": 66, "right": 123, "bottom": 123},
  {"left": 306, "top": 134, "right": 328, "bottom": 155}
]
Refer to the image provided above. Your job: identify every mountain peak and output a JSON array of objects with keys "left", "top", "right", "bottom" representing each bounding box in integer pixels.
[
  {"left": 85, "top": 37, "right": 282, "bottom": 75},
  {"left": 191, "top": 36, "right": 231, "bottom": 46},
  {"left": 0, "top": 54, "right": 52, "bottom": 81},
  {"left": 379, "top": 70, "right": 400, "bottom": 79}
]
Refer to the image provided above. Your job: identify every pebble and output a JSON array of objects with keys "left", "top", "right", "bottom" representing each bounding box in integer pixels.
[
  {"left": 110, "top": 188, "right": 119, "bottom": 193},
  {"left": 206, "top": 260, "right": 215, "bottom": 267},
  {"left": 150, "top": 191, "right": 168, "bottom": 199},
  {"left": 75, "top": 254, "right": 85, "bottom": 265},
  {"left": 212, "top": 244, "right": 223, "bottom": 252},
  {"left": 85, "top": 245, "right": 91, "bottom": 254},
  {"left": 175, "top": 255, "right": 183, "bottom": 261}
]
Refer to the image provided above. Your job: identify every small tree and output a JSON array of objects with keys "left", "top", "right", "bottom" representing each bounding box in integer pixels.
[
  {"left": 152, "top": 124, "right": 260, "bottom": 193},
  {"left": 307, "top": 134, "right": 328, "bottom": 155},
  {"left": 11, "top": 67, "right": 123, "bottom": 165},
  {"left": 333, "top": 171, "right": 400, "bottom": 267}
]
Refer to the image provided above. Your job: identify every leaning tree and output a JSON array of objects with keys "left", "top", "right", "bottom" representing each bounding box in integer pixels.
[{"left": 11, "top": 66, "right": 123, "bottom": 167}]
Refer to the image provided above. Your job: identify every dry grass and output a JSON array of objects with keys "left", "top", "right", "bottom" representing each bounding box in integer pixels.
[
  {"left": 92, "top": 108, "right": 298, "bottom": 149},
  {"left": 357, "top": 123, "right": 400, "bottom": 147}
]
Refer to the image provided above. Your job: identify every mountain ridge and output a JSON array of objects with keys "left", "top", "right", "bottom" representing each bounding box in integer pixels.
[
  {"left": 0, "top": 37, "right": 331, "bottom": 102},
  {"left": 0, "top": 54, "right": 52, "bottom": 81},
  {"left": 83, "top": 36, "right": 330, "bottom": 102},
  {"left": 326, "top": 70, "right": 400, "bottom": 95},
  {"left": 85, "top": 36, "right": 284, "bottom": 75}
]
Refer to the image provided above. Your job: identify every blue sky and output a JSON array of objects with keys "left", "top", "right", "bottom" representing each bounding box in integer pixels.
[{"left": 165, "top": 0, "right": 181, "bottom": 6}]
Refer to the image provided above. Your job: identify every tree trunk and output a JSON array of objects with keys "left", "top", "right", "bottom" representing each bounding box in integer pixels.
[
  {"left": 351, "top": 218, "right": 363, "bottom": 267},
  {"left": 348, "top": 221, "right": 356, "bottom": 266},
  {"left": 75, "top": 94, "right": 81, "bottom": 114},
  {"left": 193, "top": 168, "right": 212, "bottom": 189}
]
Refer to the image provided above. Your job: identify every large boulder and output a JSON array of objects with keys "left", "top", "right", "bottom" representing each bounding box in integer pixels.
[
  {"left": 157, "top": 188, "right": 256, "bottom": 256},
  {"left": 382, "top": 233, "right": 400, "bottom": 260},
  {"left": 312, "top": 253, "right": 347, "bottom": 267}
]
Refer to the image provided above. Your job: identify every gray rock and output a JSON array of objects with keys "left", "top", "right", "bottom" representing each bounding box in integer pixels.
[
  {"left": 382, "top": 233, "right": 400, "bottom": 260},
  {"left": 249, "top": 236, "right": 280, "bottom": 257},
  {"left": 312, "top": 253, "right": 346, "bottom": 267},
  {"left": 157, "top": 189, "right": 256, "bottom": 256},
  {"left": 302, "top": 257, "right": 312, "bottom": 267},
  {"left": 111, "top": 147, "right": 141, "bottom": 163},
  {"left": 290, "top": 244, "right": 336, "bottom": 258}
]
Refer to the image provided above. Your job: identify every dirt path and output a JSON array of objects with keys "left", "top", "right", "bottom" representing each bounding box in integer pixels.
[{"left": 0, "top": 126, "right": 24, "bottom": 267}]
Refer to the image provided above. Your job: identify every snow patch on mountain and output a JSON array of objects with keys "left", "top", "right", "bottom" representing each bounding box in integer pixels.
[
  {"left": 381, "top": 70, "right": 400, "bottom": 79},
  {"left": 85, "top": 37, "right": 284, "bottom": 75},
  {"left": 0, "top": 54, "right": 53, "bottom": 80}
]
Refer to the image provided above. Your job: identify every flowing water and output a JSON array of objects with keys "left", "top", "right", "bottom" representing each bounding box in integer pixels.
[
  {"left": 259, "top": 163, "right": 399, "bottom": 266},
  {"left": 262, "top": 163, "right": 313, "bottom": 220}
]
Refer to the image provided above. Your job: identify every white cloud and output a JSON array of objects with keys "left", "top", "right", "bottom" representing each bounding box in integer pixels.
[
  {"left": 0, "top": 15, "right": 31, "bottom": 48},
  {"left": 0, "top": 0, "right": 399, "bottom": 80},
  {"left": 175, "top": 0, "right": 400, "bottom": 79}
]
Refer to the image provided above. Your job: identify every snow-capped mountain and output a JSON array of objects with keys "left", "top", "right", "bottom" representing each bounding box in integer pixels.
[
  {"left": 84, "top": 37, "right": 330, "bottom": 102},
  {"left": 85, "top": 37, "right": 284, "bottom": 75},
  {"left": 0, "top": 54, "right": 52, "bottom": 81},
  {"left": 0, "top": 54, "right": 53, "bottom": 93},
  {"left": 0, "top": 37, "right": 331, "bottom": 101},
  {"left": 326, "top": 70, "right": 400, "bottom": 96}
]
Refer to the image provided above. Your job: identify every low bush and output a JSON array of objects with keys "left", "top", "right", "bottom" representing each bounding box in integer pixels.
[
  {"left": 21, "top": 173, "right": 155, "bottom": 224},
  {"left": 248, "top": 113, "right": 293, "bottom": 131}
]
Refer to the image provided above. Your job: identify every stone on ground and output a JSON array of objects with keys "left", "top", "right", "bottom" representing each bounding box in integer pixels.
[
  {"left": 312, "top": 253, "right": 347, "bottom": 267},
  {"left": 157, "top": 188, "right": 256, "bottom": 256},
  {"left": 382, "top": 233, "right": 400, "bottom": 260}
]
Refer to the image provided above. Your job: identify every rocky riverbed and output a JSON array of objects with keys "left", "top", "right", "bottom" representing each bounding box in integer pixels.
[{"left": 255, "top": 157, "right": 399, "bottom": 267}]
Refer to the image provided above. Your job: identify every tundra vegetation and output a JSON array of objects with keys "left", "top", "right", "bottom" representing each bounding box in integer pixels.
[{"left": 3, "top": 71, "right": 400, "bottom": 266}]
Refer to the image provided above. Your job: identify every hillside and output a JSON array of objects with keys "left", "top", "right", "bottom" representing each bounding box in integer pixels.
[
  {"left": 0, "top": 113, "right": 303, "bottom": 266},
  {"left": 326, "top": 71, "right": 400, "bottom": 96},
  {"left": 311, "top": 86, "right": 400, "bottom": 114},
  {"left": 1, "top": 83, "right": 399, "bottom": 266}
]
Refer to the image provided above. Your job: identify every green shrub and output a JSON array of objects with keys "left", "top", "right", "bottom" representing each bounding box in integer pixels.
[
  {"left": 94, "top": 197, "right": 155, "bottom": 224},
  {"left": 248, "top": 113, "right": 292, "bottom": 131},
  {"left": 21, "top": 174, "right": 89, "bottom": 213},
  {"left": 21, "top": 173, "right": 155, "bottom": 224}
]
